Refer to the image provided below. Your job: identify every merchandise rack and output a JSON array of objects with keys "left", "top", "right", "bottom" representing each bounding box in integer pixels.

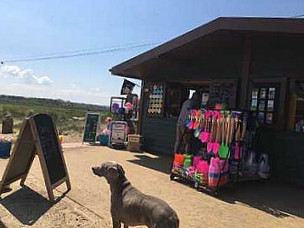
[{"left": 170, "top": 108, "right": 247, "bottom": 195}]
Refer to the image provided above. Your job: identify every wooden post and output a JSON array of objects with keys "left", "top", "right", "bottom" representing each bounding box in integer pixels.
[
  {"left": 240, "top": 35, "right": 252, "bottom": 109},
  {"left": 137, "top": 80, "right": 145, "bottom": 135}
]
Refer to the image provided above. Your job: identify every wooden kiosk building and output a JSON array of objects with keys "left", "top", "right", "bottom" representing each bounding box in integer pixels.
[{"left": 111, "top": 17, "right": 304, "bottom": 186}]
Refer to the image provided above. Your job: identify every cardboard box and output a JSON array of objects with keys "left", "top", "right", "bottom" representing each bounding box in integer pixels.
[{"left": 127, "top": 134, "right": 141, "bottom": 152}]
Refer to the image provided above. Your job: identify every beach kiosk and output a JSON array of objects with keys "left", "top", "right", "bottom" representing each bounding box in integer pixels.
[{"left": 110, "top": 17, "right": 304, "bottom": 187}]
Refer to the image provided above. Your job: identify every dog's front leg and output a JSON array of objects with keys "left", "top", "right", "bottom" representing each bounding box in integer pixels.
[
  {"left": 112, "top": 217, "right": 121, "bottom": 228},
  {"left": 123, "top": 224, "right": 129, "bottom": 228}
]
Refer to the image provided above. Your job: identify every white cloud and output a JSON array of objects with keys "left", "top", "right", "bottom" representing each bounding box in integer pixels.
[{"left": 0, "top": 65, "right": 53, "bottom": 85}]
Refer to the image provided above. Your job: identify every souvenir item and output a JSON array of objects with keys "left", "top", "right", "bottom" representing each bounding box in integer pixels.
[
  {"left": 208, "top": 157, "right": 220, "bottom": 187},
  {"left": 200, "top": 111, "right": 210, "bottom": 143},
  {"left": 259, "top": 100, "right": 266, "bottom": 111},
  {"left": 196, "top": 160, "right": 209, "bottom": 184},
  {"left": 207, "top": 115, "right": 215, "bottom": 153},
  {"left": 192, "top": 156, "right": 201, "bottom": 169},
  {"left": 251, "top": 99, "right": 257, "bottom": 111},
  {"left": 173, "top": 154, "right": 185, "bottom": 166},
  {"left": 147, "top": 84, "right": 164, "bottom": 116},
  {"left": 219, "top": 113, "right": 231, "bottom": 159},
  {"left": 183, "top": 154, "right": 192, "bottom": 168},
  {"left": 251, "top": 89, "right": 258, "bottom": 99},
  {"left": 268, "top": 88, "right": 275, "bottom": 99},
  {"left": 267, "top": 100, "right": 274, "bottom": 111},
  {"left": 266, "top": 113, "right": 273, "bottom": 124},
  {"left": 260, "top": 88, "right": 267, "bottom": 99},
  {"left": 212, "top": 118, "right": 221, "bottom": 155}
]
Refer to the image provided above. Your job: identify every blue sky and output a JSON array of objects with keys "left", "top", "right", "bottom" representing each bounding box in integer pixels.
[{"left": 0, "top": 0, "right": 303, "bottom": 105}]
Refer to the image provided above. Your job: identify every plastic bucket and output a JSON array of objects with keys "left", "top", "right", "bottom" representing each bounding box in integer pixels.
[
  {"left": 183, "top": 154, "right": 192, "bottom": 168},
  {"left": 0, "top": 142, "right": 12, "bottom": 158},
  {"left": 208, "top": 157, "right": 220, "bottom": 187},
  {"left": 173, "top": 154, "right": 185, "bottom": 166},
  {"left": 100, "top": 134, "right": 109, "bottom": 146}
]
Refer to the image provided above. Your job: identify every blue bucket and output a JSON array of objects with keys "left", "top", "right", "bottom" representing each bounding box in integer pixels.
[{"left": 0, "top": 142, "right": 12, "bottom": 158}]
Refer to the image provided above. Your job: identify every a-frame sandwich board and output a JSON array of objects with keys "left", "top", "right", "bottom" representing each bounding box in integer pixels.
[{"left": 0, "top": 114, "right": 71, "bottom": 202}]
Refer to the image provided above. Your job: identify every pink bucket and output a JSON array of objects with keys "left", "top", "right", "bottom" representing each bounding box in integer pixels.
[
  {"left": 193, "top": 156, "right": 201, "bottom": 169},
  {"left": 196, "top": 160, "right": 209, "bottom": 184},
  {"left": 208, "top": 157, "right": 220, "bottom": 187},
  {"left": 196, "top": 160, "right": 209, "bottom": 173}
]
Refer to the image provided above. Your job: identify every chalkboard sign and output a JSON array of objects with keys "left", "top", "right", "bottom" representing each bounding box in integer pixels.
[
  {"left": 33, "top": 114, "right": 67, "bottom": 185},
  {"left": 83, "top": 113, "right": 100, "bottom": 143},
  {"left": 0, "top": 120, "right": 35, "bottom": 187},
  {"left": 208, "top": 80, "right": 237, "bottom": 108},
  {"left": 0, "top": 114, "right": 71, "bottom": 201}
]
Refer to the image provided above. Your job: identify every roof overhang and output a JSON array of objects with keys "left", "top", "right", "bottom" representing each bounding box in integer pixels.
[{"left": 110, "top": 17, "right": 304, "bottom": 80}]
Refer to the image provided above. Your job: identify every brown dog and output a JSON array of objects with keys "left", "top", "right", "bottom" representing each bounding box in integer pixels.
[{"left": 92, "top": 161, "right": 179, "bottom": 228}]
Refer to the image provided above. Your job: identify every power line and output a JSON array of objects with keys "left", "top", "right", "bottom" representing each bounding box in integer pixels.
[
  {"left": 8, "top": 42, "right": 160, "bottom": 59},
  {"left": 1, "top": 42, "right": 160, "bottom": 64}
]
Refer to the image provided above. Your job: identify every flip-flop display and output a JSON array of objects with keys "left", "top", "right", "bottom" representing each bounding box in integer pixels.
[{"left": 147, "top": 84, "right": 165, "bottom": 116}]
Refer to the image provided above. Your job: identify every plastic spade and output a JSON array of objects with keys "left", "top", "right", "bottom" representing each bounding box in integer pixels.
[
  {"left": 219, "top": 113, "right": 231, "bottom": 159},
  {"left": 212, "top": 118, "right": 221, "bottom": 155},
  {"left": 200, "top": 111, "right": 210, "bottom": 143},
  {"left": 207, "top": 115, "right": 216, "bottom": 153}
]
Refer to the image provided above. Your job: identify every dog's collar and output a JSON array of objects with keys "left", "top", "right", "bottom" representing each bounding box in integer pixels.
[{"left": 122, "top": 181, "right": 131, "bottom": 189}]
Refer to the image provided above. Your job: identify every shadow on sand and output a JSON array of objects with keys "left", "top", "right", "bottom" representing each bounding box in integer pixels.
[
  {"left": 127, "top": 154, "right": 172, "bottom": 174},
  {"left": 0, "top": 186, "right": 64, "bottom": 226},
  {"left": 128, "top": 152, "right": 304, "bottom": 219},
  {"left": 0, "top": 220, "right": 6, "bottom": 228},
  {"left": 217, "top": 180, "right": 304, "bottom": 218}
]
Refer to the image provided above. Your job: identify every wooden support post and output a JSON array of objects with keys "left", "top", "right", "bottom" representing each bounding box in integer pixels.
[
  {"left": 240, "top": 35, "right": 252, "bottom": 109},
  {"left": 137, "top": 80, "right": 145, "bottom": 135}
]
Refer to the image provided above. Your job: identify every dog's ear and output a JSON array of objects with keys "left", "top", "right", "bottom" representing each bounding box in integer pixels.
[
  {"left": 117, "top": 164, "right": 125, "bottom": 176},
  {"left": 108, "top": 166, "right": 119, "bottom": 182}
]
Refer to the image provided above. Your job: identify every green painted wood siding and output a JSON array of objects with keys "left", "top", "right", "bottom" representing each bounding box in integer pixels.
[{"left": 142, "top": 117, "right": 176, "bottom": 155}]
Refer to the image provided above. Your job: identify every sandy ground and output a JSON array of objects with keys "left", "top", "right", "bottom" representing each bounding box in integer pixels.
[{"left": 0, "top": 143, "right": 304, "bottom": 228}]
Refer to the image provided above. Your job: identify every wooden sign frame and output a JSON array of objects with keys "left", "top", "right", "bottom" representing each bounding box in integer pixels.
[{"left": 0, "top": 115, "right": 71, "bottom": 202}]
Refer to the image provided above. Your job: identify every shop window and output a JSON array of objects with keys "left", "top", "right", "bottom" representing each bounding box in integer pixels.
[
  {"left": 208, "top": 80, "right": 237, "bottom": 109},
  {"left": 164, "top": 85, "right": 184, "bottom": 118},
  {"left": 250, "top": 84, "right": 280, "bottom": 125}
]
